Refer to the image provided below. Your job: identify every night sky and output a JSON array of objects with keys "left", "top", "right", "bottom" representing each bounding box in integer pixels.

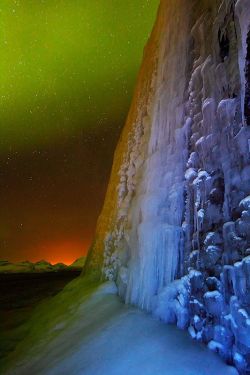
[{"left": 0, "top": 0, "right": 159, "bottom": 264}]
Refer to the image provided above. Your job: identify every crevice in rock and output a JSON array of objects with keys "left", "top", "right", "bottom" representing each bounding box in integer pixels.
[
  {"left": 218, "top": 28, "right": 230, "bottom": 62},
  {"left": 244, "top": 28, "right": 250, "bottom": 125}
]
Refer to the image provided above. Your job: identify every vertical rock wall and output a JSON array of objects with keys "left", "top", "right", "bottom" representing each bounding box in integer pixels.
[{"left": 84, "top": 0, "right": 250, "bottom": 372}]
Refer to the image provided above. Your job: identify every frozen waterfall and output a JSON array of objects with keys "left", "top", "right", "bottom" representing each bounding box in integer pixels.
[{"left": 85, "top": 1, "right": 250, "bottom": 372}]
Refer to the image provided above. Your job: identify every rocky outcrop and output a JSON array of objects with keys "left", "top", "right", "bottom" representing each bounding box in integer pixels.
[
  {"left": 85, "top": 0, "right": 250, "bottom": 372},
  {"left": 0, "top": 257, "right": 85, "bottom": 273},
  {"left": 68, "top": 256, "right": 86, "bottom": 270},
  {"left": 0, "top": 260, "right": 35, "bottom": 273}
]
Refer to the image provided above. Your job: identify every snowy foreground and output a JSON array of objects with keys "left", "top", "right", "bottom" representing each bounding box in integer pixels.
[{"left": 4, "top": 281, "right": 238, "bottom": 375}]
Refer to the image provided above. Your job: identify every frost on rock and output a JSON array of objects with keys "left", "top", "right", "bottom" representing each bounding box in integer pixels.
[
  {"left": 154, "top": 276, "right": 190, "bottom": 329},
  {"left": 85, "top": 0, "right": 250, "bottom": 373}
]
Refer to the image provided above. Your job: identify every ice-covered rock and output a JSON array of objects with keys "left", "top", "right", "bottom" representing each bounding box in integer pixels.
[
  {"left": 84, "top": 0, "right": 250, "bottom": 372},
  {"left": 206, "top": 277, "right": 221, "bottom": 291},
  {"left": 204, "top": 291, "right": 224, "bottom": 317},
  {"left": 205, "top": 245, "right": 223, "bottom": 267},
  {"left": 154, "top": 277, "right": 190, "bottom": 329},
  {"left": 239, "top": 196, "right": 250, "bottom": 211},
  {"left": 185, "top": 168, "right": 198, "bottom": 184},
  {"left": 189, "top": 270, "right": 204, "bottom": 293},
  {"left": 204, "top": 232, "right": 223, "bottom": 247},
  {"left": 117, "top": 266, "right": 128, "bottom": 298}
]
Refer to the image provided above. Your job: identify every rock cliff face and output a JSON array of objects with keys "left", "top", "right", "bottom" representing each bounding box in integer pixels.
[{"left": 85, "top": 0, "right": 250, "bottom": 372}]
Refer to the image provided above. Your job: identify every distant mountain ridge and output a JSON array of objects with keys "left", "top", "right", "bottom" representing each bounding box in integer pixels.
[{"left": 0, "top": 256, "right": 86, "bottom": 273}]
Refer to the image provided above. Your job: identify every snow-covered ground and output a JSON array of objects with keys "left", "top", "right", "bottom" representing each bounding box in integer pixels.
[{"left": 4, "top": 282, "right": 238, "bottom": 375}]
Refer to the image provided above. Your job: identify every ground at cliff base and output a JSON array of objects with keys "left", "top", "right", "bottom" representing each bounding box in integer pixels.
[{"left": 3, "top": 281, "right": 238, "bottom": 375}]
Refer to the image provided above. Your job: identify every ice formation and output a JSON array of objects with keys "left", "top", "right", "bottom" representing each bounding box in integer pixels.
[{"left": 85, "top": 0, "right": 250, "bottom": 373}]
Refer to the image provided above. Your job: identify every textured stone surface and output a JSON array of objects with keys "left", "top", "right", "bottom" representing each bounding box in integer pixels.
[{"left": 85, "top": 0, "right": 250, "bottom": 372}]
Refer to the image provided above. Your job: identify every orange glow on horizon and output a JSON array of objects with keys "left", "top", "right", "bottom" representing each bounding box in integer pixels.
[{"left": 23, "top": 239, "right": 91, "bottom": 265}]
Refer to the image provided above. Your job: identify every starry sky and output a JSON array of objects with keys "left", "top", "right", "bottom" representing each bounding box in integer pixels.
[{"left": 0, "top": 0, "right": 159, "bottom": 264}]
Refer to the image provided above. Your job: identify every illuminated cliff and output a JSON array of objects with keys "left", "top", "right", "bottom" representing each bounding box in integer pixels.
[{"left": 85, "top": 1, "right": 250, "bottom": 372}]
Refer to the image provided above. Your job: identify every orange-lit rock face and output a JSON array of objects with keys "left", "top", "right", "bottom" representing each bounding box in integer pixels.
[
  {"left": 85, "top": 0, "right": 192, "bottom": 287},
  {"left": 85, "top": 1, "right": 164, "bottom": 277}
]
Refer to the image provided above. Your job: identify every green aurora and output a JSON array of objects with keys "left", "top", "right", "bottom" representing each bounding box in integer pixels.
[
  {"left": 0, "top": 0, "right": 159, "bottom": 263},
  {"left": 0, "top": 0, "right": 159, "bottom": 151}
]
